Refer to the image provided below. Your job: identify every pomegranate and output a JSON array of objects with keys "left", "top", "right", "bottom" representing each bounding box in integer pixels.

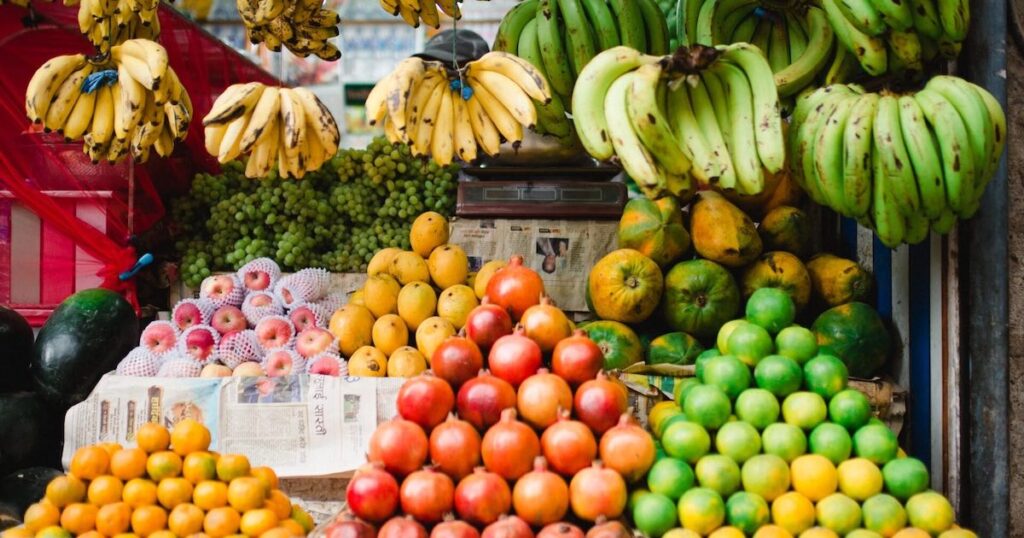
[
  {"left": 485, "top": 255, "right": 545, "bottom": 321},
  {"left": 432, "top": 335, "right": 484, "bottom": 389},
  {"left": 540, "top": 409, "right": 597, "bottom": 476},
  {"left": 512, "top": 457, "right": 569, "bottom": 527},
  {"left": 429, "top": 414, "right": 482, "bottom": 481},
  {"left": 399, "top": 466, "right": 455, "bottom": 524},
  {"left": 537, "top": 523, "right": 584, "bottom": 538},
  {"left": 519, "top": 296, "right": 573, "bottom": 352},
  {"left": 551, "top": 330, "right": 604, "bottom": 386},
  {"left": 464, "top": 299, "right": 514, "bottom": 349},
  {"left": 598, "top": 412, "right": 656, "bottom": 483},
  {"left": 481, "top": 408, "right": 540, "bottom": 480},
  {"left": 516, "top": 369, "right": 573, "bottom": 430},
  {"left": 481, "top": 515, "right": 534, "bottom": 538},
  {"left": 396, "top": 372, "right": 456, "bottom": 432},
  {"left": 378, "top": 516, "right": 428, "bottom": 538},
  {"left": 568, "top": 461, "right": 627, "bottom": 522},
  {"left": 572, "top": 373, "right": 629, "bottom": 435},
  {"left": 454, "top": 467, "right": 512, "bottom": 526},
  {"left": 456, "top": 370, "right": 517, "bottom": 431},
  {"left": 368, "top": 418, "right": 429, "bottom": 477},
  {"left": 431, "top": 515, "right": 481, "bottom": 538},
  {"left": 324, "top": 518, "right": 376, "bottom": 538},
  {"left": 487, "top": 327, "right": 542, "bottom": 388},
  {"left": 583, "top": 519, "right": 631, "bottom": 538},
  {"left": 345, "top": 462, "right": 400, "bottom": 523}
]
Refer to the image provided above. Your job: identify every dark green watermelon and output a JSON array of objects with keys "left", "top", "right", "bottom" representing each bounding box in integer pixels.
[
  {"left": 32, "top": 289, "right": 138, "bottom": 408},
  {"left": 0, "top": 393, "right": 60, "bottom": 475},
  {"left": 0, "top": 306, "right": 34, "bottom": 393},
  {"left": 0, "top": 467, "right": 62, "bottom": 515},
  {"left": 812, "top": 302, "right": 890, "bottom": 377}
]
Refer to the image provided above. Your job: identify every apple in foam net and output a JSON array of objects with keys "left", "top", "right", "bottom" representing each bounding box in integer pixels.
[
  {"left": 212, "top": 306, "right": 247, "bottom": 334},
  {"left": 200, "top": 364, "right": 233, "bottom": 378},
  {"left": 201, "top": 275, "right": 238, "bottom": 302},
  {"left": 295, "top": 327, "right": 335, "bottom": 358},
  {"left": 184, "top": 328, "right": 217, "bottom": 362},
  {"left": 309, "top": 355, "right": 342, "bottom": 376},
  {"left": 255, "top": 317, "right": 294, "bottom": 349},
  {"left": 249, "top": 293, "right": 274, "bottom": 308},
  {"left": 243, "top": 268, "right": 273, "bottom": 291},
  {"left": 140, "top": 322, "right": 177, "bottom": 355},
  {"left": 173, "top": 302, "right": 205, "bottom": 331},
  {"left": 289, "top": 305, "right": 320, "bottom": 331},
  {"left": 265, "top": 349, "right": 298, "bottom": 377},
  {"left": 233, "top": 362, "right": 265, "bottom": 377}
]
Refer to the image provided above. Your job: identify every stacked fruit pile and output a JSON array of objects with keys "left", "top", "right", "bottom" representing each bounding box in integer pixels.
[
  {"left": 2, "top": 419, "right": 314, "bottom": 538},
  {"left": 236, "top": 0, "right": 341, "bottom": 59}
]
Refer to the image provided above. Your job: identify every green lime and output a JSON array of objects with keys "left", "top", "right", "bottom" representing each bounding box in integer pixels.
[
  {"left": 881, "top": 457, "right": 930, "bottom": 500},
  {"left": 725, "top": 491, "right": 770, "bottom": 534},
  {"left": 655, "top": 440, "right": 668, "bottom": 461},
  {"left": 648, "top": 457, "right": 695, "bottom": 500},
  {"left": 726, "top": 322, "right": 774, "bottom": 367},
  {"left": 683, "top": 385, "right": 732, "bottom": 430},
  {"left": 861, "top": 494, "right": 907, "bottom": 536},
  {"left": 740, "top": 454, "right": 790, "bottom": 501},
  {"left": 852, "top": 423, "right": 898, "bottom": 465},
  {"left": 746, "top": 288, "right": 796, "bottom": 334},
  {"left": 815, "top": 493, "right": 863, "bottom": 535},
  {"left": 715, "top": 422, "right": 761, "bottom": 464},
  {"left": 673, "top": 378, "right": 702, "bottom": 407},
  {"left": 828, "top": 389, "right": 872, "bottom": 431},
  {"left": 846, "top": 529, "right": 884, "bottom": 538},
  {"left": 717, "top": 319, "right": 747, "bottom": 354},
  {"left": 695, "top": 454, "right": 742, "bottom": 496},
  {"left": 754, "top": 355, "right": 803, "bottom": 397},
  {"left": 803, "top": 354, "right": 849, "bottom": 399},
  {"left": 808, "top": 423, "right": 853, "bottom": 465},
  {"left": 775, "top": 325, "right": 818, "bottom": 364},
  {"left": 734, "top": 388, "right": 780, "bottom": 429},
  {"left": 702, "top": 355, "right": 752, "bottom": 400},
  {"left": 633, "top": 492, "right": 679, "bottom": 537},
  {"left": 781, "top": 391, "right": 828, "bottom": 430},
  {"left": 761, "top": 423, "right": 807, "bottom": 462},
  {"left": 657, "top": 413, "right": 690, "bottom": 439},
  {"left": 662, "top": 421, "right": 712, "bottom": 464},
  {"left": 678, "top": 488, "right": 725, "bottom": 536},
  {"left": 905, "top": 491, "right": 955, "bottom": 535},
  {"left": 629, "top": 488, "right": 652, "bottom": 511},
  {"left": 695, "top": 349, "right": 722, "bottom": 381}
]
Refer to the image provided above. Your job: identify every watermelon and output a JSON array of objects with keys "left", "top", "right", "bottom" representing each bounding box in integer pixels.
[
  {"left": 812, "top": 302, "right": 890, "bottom": 377},
  {"left": 0, "top": 306, "right": 34, "bottom": 393},
  {"left": 0, "top": 467, "right": 62, "bottom": 515},
  {"left": 0, "top": 393, "right": 60, "bottom": 475}
]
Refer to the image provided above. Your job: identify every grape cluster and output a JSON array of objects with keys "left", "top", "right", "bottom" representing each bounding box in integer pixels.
[{"left": 171, "top": 137, "right": 459, "bottom": 287}]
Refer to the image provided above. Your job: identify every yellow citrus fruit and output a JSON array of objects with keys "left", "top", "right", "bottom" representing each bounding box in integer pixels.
[
  {"left": 258, "top": 527, "right": 298, "bottom": 538},
  {"left": 216, "top": 454, "right": 252, "bottom": 482},
  {"left": 390, "top": 251, "right": 431, "bottom": 285},
  {"left": 368, "top": 247, "right": 403, "bottom": 276},
  {"left": 891, "top": 529, "right": 931, "bottom": 538},
  {"left": 708, "top": 527, "right": 746, "bottom": 538},
  {"left": 96, "top": 442, "right": 125, "bottom": 457},
  {"left": 349, "top": 290, "right": 366, "bottom": 307},
  {"left": 410, "top": 212, "right": 449, "bottom": 258},
  {"left": 771, "top": 492, "right": 816, "bottom": 535},
  {"left": 815, "top": 493, "right": 862, "bottom": 535},
  {"left": 70, "top": 446, "right": 110, "bottom": 480},
  {"left": 148, "top": 531, "right": 176, "bottom": 538},
  {"left": 131, "top": 505, "right": 168, "bottom": 536},
  {"left": 1, "top": 527, "right": 34, "bottom": 538},
  {"left": 23, "top": 502, "right": 60, "bottom": 532},
  {"left": 45, "top": 475, "right": 86, "bottom": 508},
  {"left": 96, "top": 503, "right": 133, "bottom": 536},
  {"left": 753, "top": 525, "right": 794, "bottom": 538},
  {"left": 204, "top": 507, "right": 241, "bottom": 538},
  {"left": 122, "top": 478, "right": 158, "bottom": 508},
  {"left": 147, "top": 451, "right": 183, "bottom": 481},
  {"left": 798, "top": 528, "right": 839, "bottom": 538},
  {"left": 415, "top": 316, "right": 455, "bottom": 361},
  {"left": 662, "top": 529, "right": 702, "bottom": 538},
  {"left": 34, "top": 526, "right": 71, "bottom": 538},
  {"left": 428, "top": 245, "right": 470, "bottom": 289},
  {"left": 678, "top": 488, "right": 725, "bottom": 535},
  {"left": 436, "top": 285, "right": 479, "bottom": 330},
  {"left": 170, "top": 419, "right": 212, "bottom": 456},
  {"left": 905, "top": 491, "right": 954, "bottom": 535},
  {"left": 348, "top": 346, "right": 388, "bottom": 377},
  {"left": 168, "top": 503, "right": 205, "bottom": 537},
  {"left": 290, "top": 505, "right": 314, "bottom": 533},
  {"left": 372, "top": 314, "right": 409, "bottom": 356},
  {"left": 790, "top": 455, "right": 838, "bottom": 502},
  {"left": 111, "top": 448, "right": 149, "bottom": 481},
  {"left": 265, "top": 489, "right": 292, "bottom": 520},
  {"left": 228, "top": 477, "right": 267, "bottom": 512},
  {"left": 279, "top": 519, "right": 306, "bottom": 536},
  {"left": 111, "top": 533, "right": 142, "bottom": 538},
  {"left": 87, "top": 475, "right": 125, "bottom": 505},
  {"left": 183, "top": 452, "right": 218, "bottom": 483},
  {"left": 193, "top": 480, "right": 229, "bottom": 510},
  {"left": 363, "top": 274, "right": 402, "bottom": 318},
  {"left": 60, "top": 503, "right": 98, "bottom": 535},
  {"left": 474, "top": 260, "right": 508, "bottom": 300},
  {"left": 240, "top": 509, "right": 280, "bottom": 536},
  {"left": 136, "top": 423, "right": 171, "bottom": 454},
  {"left": 329, "top": 304, "right": 375, "bottom": 357},
  {"left": 846, "top": 531, "right": 884, "bottom": 538},
  {"left": 157, "top": 477, "right": 194, "bottom": 509},
  {"left": 938, "top": 529, "right": 977, "bottom": 538},
  {"left": 397, "top": 282, "right": 437, "bottom": 330},
  {"left": 251, "top": 467, "right": 280, "bottom": 492},
  {"left": 387, "top": 346, "right": 428, "bottom": 377},
  {"left": 837, "top": 458, "right": 884, "bottom": 501}
]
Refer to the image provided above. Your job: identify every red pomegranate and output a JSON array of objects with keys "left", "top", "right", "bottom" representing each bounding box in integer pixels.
[
  {"left": 485, "top": 255, "right": 545, "bottom": 321},
  {"left": 481, "top": 408, "right": 540, "bottom": 480},
  {"left": 598, "top": 412, "right": 656, "bottom": 483},
  {"left": 324, "top": 518, "right": 376, "bottom": 538},
  {"left": 430, "top": 515, "right": 481, "bottom": 538},
  {"left": 551, "top": 330, "right": 604, "bottom": 386},
  {"left": 456, "top": 370, "right": 517, "bottom": 431},
  {"left": 454, "top": 467, "right": 512, "bottom": 527},
  {"left": 537, "top": 523, "right": 584, "bottom": 538},
  {"left": 516, "top": 369, "right": 573, "bottom": 430},
  {"left": 487, "top": 327, "right": 542, "bottom": 388},
  {"left": 512, "top": 457, "right": 569, "bottom": 527},
  {"left": 396, "top": 372, "right": 455, "bottom": 432},
  {"left": 378, "top": 516, "right": 428, "bottom": 538},
  {"left": 399, "top": 466, "right": 455, "bottom": 524},
  {"left": 464, "top": 299, "right": 514, "bottom": 349},
  {"left": 429, "top": 414, "right": 482, "bottom": 481},
  {"left": 583, "top": 519, "right": 631, "bottom": 538},
  {"left": 345, "top": 462, "right": 400, "bottom": 523},
  {"left": 519, "top": 296, "right": 573, "bottom": 353},
  {"left": 572, "top": 373, "right": 629, "bottom": 435},
  {"left": 567, "top": 461, "right": 627, "bottom": 522},
  {"left": 481, "top": 515, "right": 534, "bottom": 538},
  {"left": 432, "top": 335, "right": 484, "bottom": 389},
  {"left": 540, "top": 410, "right": 597, "bottom": 476},
  {"left": 368, "top": 418, "right": 429, "bottom": 477}
]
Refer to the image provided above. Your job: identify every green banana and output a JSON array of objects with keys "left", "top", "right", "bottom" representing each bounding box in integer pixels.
[
  {"left": 604, "top": 72, "right": 666, "bottom": 197},
  {"left": 684, "top": 0, "right": 704, "bottom": 45},
  {"left": 842, "top": 93, "right": 878, "bottom": 217},
  {"left": 822, "top": 0, "right": 888, "bottom": 75},
  {"left": 874, "top": 95, "right": 922, "bottom": 215},
  {"left": 700, "top": 69, "right": 733, "bottom": 152},
  {"left": 667, "top": 83, "right": 722, "bottom": 185},
  {"left": 637, "top": 0, "right": 671, "bottom": 54},
  {"left": 785, "top": 11, "right": 809, "bottom": 64},
  {"left": 519, "top": 18, "right": 573, "bottom": 139},
  {"left": 793, "top": 87, "right": 852, "bottom": 204},
  {"left": 904, "top": 211, "right": 930, "bottom": 244},
  {"left": 558, "top": 0, "right": 598, "bottom": 77},
  {"left": 871, "top": 139, "right": 907, "bottom": 247},
  {"left": 750, "top": 14, "right": 773, "bottom": 53},
  {"left": 823, "top": 44, "right": 862, "bottom": 84},
  {"left": 710, "top": 61, "right": 764, "bottom": 194},
  {"left": 867, "top": 0, "right": 914, "bottom": 31},
  {"left": 926, "top": 76, "right": 993, "bottom": 197},
  {"left": 837, "top": 0, "right": 887, "bottom": 35},
  {"left": 776, "top": 6, "right": 835, "bottom": 97},
  {"left": 717, "top": 2, "right": 758, "bottom": 44},
  {"left": 731, "top": 12, "right": 760, "bottom": 43},
  {"left": 675, "top": 0, "right": 696, "bottom": 45},
  {"left": 968, "top": 80, "right": 1006, "bottom": 199},
  {"left": 931, "top": 208, "right": 957, "bottom": 234},
  {"left": 937, "top": 0, "right": 969, "bottom": 41},
  {"left": 695, "top": 0, "right": 723, "bottom": 44},
  {"left": 814, "top": 91, "right": 858, "bottom": 215},
  {"left": 627, "top": 64, "right": 692, "bottom": 176},
  {"left": 609, "top": 0, "right": 648, "bottom": 51},
  {"left": 768, "top": 18, "right": 791, "bottom": 73},
  {"left": 536, "top": 0, "right": 576, "bottom": 97},
  {"left": 690, "top": 75, "right": 738, "bottom": 190},
  {"left": 909, "top": 0, "right": 943, "bottom": 39},
  {"left": 580, "top": 0, "right": 620, "bottom": 50},
  {"left": 722, "top": 43, "right": 786, "bottom": 173},
  {"left": 914, "top": 88, "right": 976, "bottom": 216},
  {"left": 896, "top": 95, "right": 946, "bottom": 219},
  {"left": 886, "top": 31, "right": 923, "bottom": 72},
  {"left": 493, "top": 0, "right": 540, "bottom": 52}
]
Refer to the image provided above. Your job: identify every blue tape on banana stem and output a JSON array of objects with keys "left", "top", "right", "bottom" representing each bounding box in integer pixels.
[
  {"left": 82, "top": 70, "right": 118, "bottom": 94},
  {"left": 461, "top": 86, "right": 474, "bottom": 100},
  {"left": 450, "top": 79, "right": 463, "bottom": 91},
  {"left": 119, "top": 253, "right": 154, "bottom": 281}
]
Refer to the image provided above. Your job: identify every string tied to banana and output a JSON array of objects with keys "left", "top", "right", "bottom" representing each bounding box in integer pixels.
[{"left": 449, "top": 79, "right": 474, "bottom": 101}]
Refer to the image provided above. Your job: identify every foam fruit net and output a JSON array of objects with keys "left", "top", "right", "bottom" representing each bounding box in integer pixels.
[
  {"left": 254, "top": 315, "right": 296, "bottom": 350},
  {"left": 116, "top": 347, "right": 161, "bottom": 377},
  {"left": 157, "top": 355, "right": 204, "bottom": 377},
  {"left": 242, "top": 291, "right": 285, "bottom": 326},
  {"left": 262, "top": 348, "right": 306, "bottom": 375},
  {"left": 237, "top": 257, "right": 282, "bottom": 291},
  {"left": 200, "top": 274, "right": 245, "bottom": 307},
  {"left": 275, "top": 268, "right": 331, "bottom": 308},
  {"left": 139, "top": 320, "right": 178, "bottom": 355},
  {"left": 176, "top": 325, "right": 221, "bottom": 365},
  {"left": 171, "top": 298, "right": 217, "bottom": 329},
  {"left": 218, "top": 329, "right": 263, "bottom": 369}
]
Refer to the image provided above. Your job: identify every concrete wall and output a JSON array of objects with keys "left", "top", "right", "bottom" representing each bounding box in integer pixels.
[{"left": 1007, "top": 41, "right": 1023, "bottom": 536}]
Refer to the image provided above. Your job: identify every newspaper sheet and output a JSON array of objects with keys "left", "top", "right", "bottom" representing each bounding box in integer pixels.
[
  {"left": 449, "top": 218, "right": 617, "bottom": 312},
  {"left": 63, "top": 374, "right": 405, "bottom": 478}
]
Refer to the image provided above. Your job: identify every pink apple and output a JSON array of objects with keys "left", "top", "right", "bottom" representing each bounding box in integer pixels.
[
  {"left": 200, "top": 364, "right": 233, "bottom": 378},
  {"left": 200, "top": 274, "right": 243, "bottom": 306},
  {"left": 289, "top": 304, "right": 324, "bottom": 332},
  {"left": 255, "top": 316, "right": 295, "bottom": 349},
  {"left": 140, "top": 321, "right": 177, "bottom": 355},
  {"left": 243, "top": 269, "right": 273, "bottom": 291},
  {"left": 233, "top": 362, "right": 265, "bottom": 377},
  {"left": 211, "top": 305, "right": 247, "bottom": 334},
  {"left": 180, "top": 326, "right": 218, "bottom": 363},
  {"left": 264, "top": 349, "right": 303, "bottom": 377},
  {"left": 249, "top": 293, "right": 274, "bottom": 308},
  {"left": 295, "top": 327, "right": 335, "bottom": 358},
  {"left": 308, "top": 355, "right": 342, "bottom": 376},
  {"left": 218, "top": 330, "right": 261, "bottom": 369},
  {"left": 172, "top": 299, "right": 212, "bottom": 331}
]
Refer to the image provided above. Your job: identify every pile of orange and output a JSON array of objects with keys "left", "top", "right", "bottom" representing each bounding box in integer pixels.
[{"left": 1, "top": 419, "right": 314, "bottom": 538}]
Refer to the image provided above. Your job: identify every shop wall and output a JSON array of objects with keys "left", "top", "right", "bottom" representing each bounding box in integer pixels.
[{"left": 1006, "top": 40, "right": 1024, "bottom": 537}]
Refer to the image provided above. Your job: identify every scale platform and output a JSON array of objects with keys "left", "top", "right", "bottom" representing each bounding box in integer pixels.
[{"left": 456, "top": 181, "right": 628, "bottom": 219}]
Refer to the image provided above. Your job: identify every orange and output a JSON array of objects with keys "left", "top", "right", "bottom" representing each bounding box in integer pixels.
[
  {"left": 204, "top": 507, "right": 241, "bottom": 538},
  {"left": 149, "top": 532, "right": 177, "bottom": 538},
  {"left": 1, "top": 527, "right": 34, "bottom": 538},
  {"left": 240, "top": 509, "right": 279, "bottom": 536},
  {"left": 71, "top": 446, "right": 111, "bottom": 480},
  {"left": 183, "top": 452, "right": 219, "bottom": 484},
  {"left": 112, "top": 533, "right": 142, "bottom": 538},
  {"left": 168, "top": 503, "right": 206, "bottom": 536},
  {"left": 111, "top": 448, "right": 149, "bottom": 481},
  {"left": 157, "top": 477, "right": 194, "bottom": 509},
  {"left": 259, "top": 527, "right": 299, "bottom": 538},
  {"left": 122, "top": 478, "right": 159, "bottom": 508},
  {"left": 216, "top": 454, "right": 251, "bottom": 482},
  {"left": 45, "top": 475, "right": 86, "bottom": 508},
  {"left": 251, "top": 466, "right": 279, "bottom": 491},
  {"left": 131, "top": 505, "right": 168, "bottom": 537},
  {"left": 78, "top": 532, "right": 105, "bottom": 538},
  {"left": 23, "top": 502, "right": 60, "bottom": 532},
  {"left": 227, "top": 477, "right": 266, "bottom": 512},
  {"left": 790, "top": 455, "right": 838, "bottom": 502},
  {"left": 147, "top": 451, "right": 183, "bottom": 481},
  {"left": 193, "top": 480, "right": 229, "bottom": 510},
  {"left": 290, "top": 505, "right": 314, "bottom": 533},
  {"left": 265, "top": 489, "right": 292, "bottom": 520},
  {"left": 136, "top": 423, "right": 171, "bottom": 454},
  {"left": 279, "top": 519, "right": 305, "bottom": 536},
  {"left": 60, "top": 502, "right": 99, "bottom": 535},
  {"left": 171, "top": 419, "right": 211, "bottom": 456},
  {"left": 96, "top": 502, "right": 133, "bottom": 536},
  {"left": 34, "top": 526, "right": 71, "bottom": 538},
  {"left": 87, "top": 475, "right": 125, "bottom": 505}
]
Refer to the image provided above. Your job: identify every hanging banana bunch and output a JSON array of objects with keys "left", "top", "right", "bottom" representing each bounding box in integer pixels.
[
  {"left": 75, "top": 0, "right": 161, "bottom": 51},
  {"left": 237, "top": 0, "right": 341, "bottom": 60},
  {"left": 378, "top": 0, "right": 463, "bottom": 28}
]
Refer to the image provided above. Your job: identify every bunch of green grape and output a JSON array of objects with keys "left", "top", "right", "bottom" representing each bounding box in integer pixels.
[{"left": 171, "top": 137, "right": 459, "bottom": 287}]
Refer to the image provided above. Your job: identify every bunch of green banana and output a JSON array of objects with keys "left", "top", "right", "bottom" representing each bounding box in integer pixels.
[
  {"left": 364, "top": 52, "right": 552, "bottom": 166},
  {"left": 24, "top": 40, "right": 192, "bottom": 164},
  {"left": 76, "top": 0, "right": 161, "bottom": 51},
  {"left": 377, "top": 0, "right": 463, "bottom": 28},
  {"left": 788, "top": 77, "right": 1005, "bottom": 247},
  {"left": 238, "top": 0, "right": 341, "bottom": 60}
]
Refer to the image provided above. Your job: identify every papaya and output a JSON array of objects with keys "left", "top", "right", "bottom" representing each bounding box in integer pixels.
[
  {"left": 661, "top": 259, "right": 742, "bottom": 339},
  {"left": 617, "top": 197, "right": 690, "bottom": 268},
  {"left": 740, "top": 251, "right": 813, "bottom": 311},
  {"left": 812, "top": 302, "right": 890, "bottom": 377},
  {"left": 717, "top": 167, "right": 784, "bottom": 217},
  {"left": 806, "top": 254, "right": 873, "bottom": 306},
  {"left": 580, "top": 320, "right": 644, "bottom": 370},
  {"left": 690, "top": 191, "right": 763, "bottom": 268},
  {"left": 758, "top": 205, "right": 811, "bottom": 258},
  {"left": 647, "top": 332, "right": 704, "bottom": 366},
  {"left": 588, "top": 249, "right": 664, "bottom": 324},
  {"left": 758, "top": 167, "right": 803, "bottom": 215}
]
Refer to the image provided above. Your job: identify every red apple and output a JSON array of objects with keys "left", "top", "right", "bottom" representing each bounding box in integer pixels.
[
  {"left": 212, "top": 305, "right": 247, "bottom": 334},
  {"left": 309, "top": 354, "right": 344, "bottom": 376},
  {"left": 464, "top": 302, "right": 514, "bottom": 350},
  {"left": 248, "top": 292, "right": 275, "bottom": 308},
  {"left": 242, "top": 269, "right": 273, "bottom": 291},
  {"left": 255, "top": 316, "right": 295, "bottom": 349},
  {"left": 296, "top": 327, "right": 336, "bottom": 358},
  {"left": 290, "top": 303, "right": 325, "bottom": 331},
  {"left": 200, "top": 274, "right": 243, "bottom": 306},
  {"left": 172, "top": 299, "right": 212, "bottom": 331},
  {"left": 265, "top": 348, "right": 303, "bottom": 377},
  {"left": 179, "top": 326, "right": 218, "bottom": 363},
  {"left": 140, "top": 321, "right": 177, "bottom": 355}
]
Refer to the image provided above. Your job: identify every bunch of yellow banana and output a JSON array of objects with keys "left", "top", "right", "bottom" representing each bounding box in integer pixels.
[
  {"left": 378, "top": 0, "right": 462, "bottom": 28},
  {"left": 237, "top": 0, "right": 341, "bottom": 60},
  {"left": 364, "top": 52, "right": 552, "bottom": 165},
  {"left": 202, "top": 83, "right": 341, "bottom": 179},
  {"left": 24, "top": 40, "right": 192, "bottom": 164},
  {"left": 788, "top": 77, "right": 1005, "bottom": 246},
  {"left": 75, "top": 0, "right": 161, "bottom": 51}
]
